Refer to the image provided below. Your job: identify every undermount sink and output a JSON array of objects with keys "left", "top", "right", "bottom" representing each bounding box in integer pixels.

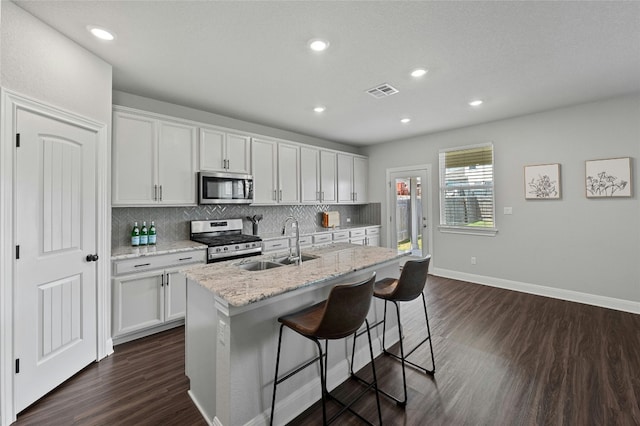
[
  {"left": 273, "top": 254, "right": 319, "bottom": 265},
  {"left": 237, "top": 254, "right": 319, "bottom": 271},
  {"left": 237, "top": 261, "right": 284, "bottom": 271}
]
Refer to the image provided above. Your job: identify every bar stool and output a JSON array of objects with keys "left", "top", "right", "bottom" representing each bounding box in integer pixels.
[
  {"left": 351, "top": 255, "right": 435, "bottom": 406},
  {"left": 270, "top": 273, "right": 382, "bottom": 426}
]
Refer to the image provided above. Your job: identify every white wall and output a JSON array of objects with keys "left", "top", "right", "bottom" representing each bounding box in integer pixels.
[
  {"left": 113, "top": 90, "right": 361, "bottom": 154},
  {"left": 1, "top": 2, "right": 112, "bottom": 122},
  {"left": 365, "top": 94, "right": 640, "bottom": 308},
  {"left": 1, "top": 3, "right": 112, "bottom": 424}
]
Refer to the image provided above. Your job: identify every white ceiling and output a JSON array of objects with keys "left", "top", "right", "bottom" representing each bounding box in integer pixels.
[{"left": 14, "top": 1, "right": 640, "bottom": 146}]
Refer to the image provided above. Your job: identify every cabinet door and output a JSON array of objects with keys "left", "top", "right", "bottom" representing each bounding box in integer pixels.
[
  {"left": 158, "top": 120, "right": 197, "bottom": 205},
  {"left": 251, "top": 138, "right": 278, "bottom": 204},
  {"left": 353, "top": 156, "right": 368, "bottom": 203},
  {"left": 278, "top": 143, "right": 300, "bottom": 204},
  {"left": 300, "top": 147, "right": 320, "bottom": 203},
  {"left": 319, "top": 150, "right": 337, "bottom": 203},
  {"left": 337, "top": 153, "right": 354, "bottom": 203},
  {"left": 367, "top": 235, "right": 380, "bottom": 247},
  {"left": 112, "top": 112, "right": 156, "bottom": 205},
  {"left": 112, "top": 271, "right": 164, "bottom": 337},
  {"left": 226, "top": 133, "right": 251, "bottom": 174},
  {"left": 165, "top": 269, "right": 187, "bottom": 322},
  {"left": 199, "top": 127, "right": 226, "bottom": 171}
]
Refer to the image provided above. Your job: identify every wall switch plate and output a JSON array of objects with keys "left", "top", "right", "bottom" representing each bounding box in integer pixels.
[
  {"left": 346, "top": 217, "right": 351, "bottom": 223},
  {"left": 471, "top": 257, "right": 477, "bottom": 265},
  {"left": 504, "top": 207, "right": 513, "bottom": 215}
]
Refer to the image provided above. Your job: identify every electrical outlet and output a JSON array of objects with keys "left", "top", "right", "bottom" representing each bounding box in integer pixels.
[
  {"left": 504, "top": 207, "right": 513, "bottom": 215},
  {"left": 346, "top": 217, "right": 351, "bottom": 223},
  {"left": 218, "top": 320, "right": 226, "bottom": 345},
  {"left": 471, "top": 257, "right": 477, "bottom": 265}
]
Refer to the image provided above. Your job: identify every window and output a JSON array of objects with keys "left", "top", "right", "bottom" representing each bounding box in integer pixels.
[{"left": 439, "top": 143, "right": 496, "bottom": 235}]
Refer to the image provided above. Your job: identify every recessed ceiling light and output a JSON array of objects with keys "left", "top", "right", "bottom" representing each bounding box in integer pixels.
[
  {"left": 308, "top": 39, "right": 329, "bottom": 52},
  {"left": 314, "top": 106, "right": 326, "bottom": 113},
  {"left": 469, "top": 100, "right": 484, "bottom": 107},
  {"left": 400, "top": 118, "right": 411, "bottom": 124},
  {"left": 88, "top": 26, "right": 115, "bottom": 41},
  {"left": 410, "top": 68, "right": 428, "bottom": 78}
]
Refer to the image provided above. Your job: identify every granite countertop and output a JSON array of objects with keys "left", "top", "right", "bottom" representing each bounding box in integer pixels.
[
  {"left": 260, "top": 224, "right": 380, "bottom": 241},
  {"left": 183, "top": 243, "right": 407, "bottom": 307},
  {"left": 111, "top": 240, "right": 207, "bottom": 260}
]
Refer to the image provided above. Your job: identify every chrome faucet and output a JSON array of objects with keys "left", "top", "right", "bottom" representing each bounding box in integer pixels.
[{"left": 281, "top": 216, "right": 301, "bottom": 265}]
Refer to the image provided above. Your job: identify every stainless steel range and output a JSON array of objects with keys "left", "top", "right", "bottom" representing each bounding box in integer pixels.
[{"left": 190, "top": 219, "right": 262, "bottom": 263}]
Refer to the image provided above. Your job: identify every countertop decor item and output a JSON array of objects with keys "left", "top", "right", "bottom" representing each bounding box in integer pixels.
[{"left": 246, "top": 214, "right": 263, "bottom": 235}]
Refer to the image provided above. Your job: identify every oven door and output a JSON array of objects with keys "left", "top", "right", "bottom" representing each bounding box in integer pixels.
[{"left": 199, "top": 171, "right": 253, "bottom": 204}]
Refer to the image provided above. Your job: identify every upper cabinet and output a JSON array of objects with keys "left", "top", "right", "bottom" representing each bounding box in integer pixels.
[
  {"left": 301, "top": 148, "right": 338, "bottom": 204},
  {"left": 251, "top": 138, "right": 300, "bottom": 204},
  {"left": 337, "top": 153, "right": 368, "bottom": 204},
  {"left": 320, "top": 150, "right": 338, "bottom": 203},
  {"left": 113, "top": 108, "right": 197, "bottom": 206},
  {"left": 199, "top": 127, "right": 251, "bottom": 174}
]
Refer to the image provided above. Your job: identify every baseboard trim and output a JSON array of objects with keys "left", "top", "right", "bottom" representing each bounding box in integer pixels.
[
  {"left": 188, "top": 390, "right": 214, "bottom": 426},
  {"left": 432, "top": 268, "right": 640, "bottom": 314}
]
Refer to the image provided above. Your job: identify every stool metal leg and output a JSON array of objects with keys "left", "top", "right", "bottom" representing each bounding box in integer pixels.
[{"left": 270, "top": 324, "right": 286, "bottom": 426}]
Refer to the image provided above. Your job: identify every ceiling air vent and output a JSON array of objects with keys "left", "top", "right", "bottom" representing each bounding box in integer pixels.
[{"left": 366, "top": 83, "right": 399, "bottom": 99}]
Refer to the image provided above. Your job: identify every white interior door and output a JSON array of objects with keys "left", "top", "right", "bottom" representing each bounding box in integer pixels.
[
  {"left": 14, "top": 108, "right": 98, "bottom": 413},
  {"left": 389, "top": 168, "right": 430, "bottom": 259}
]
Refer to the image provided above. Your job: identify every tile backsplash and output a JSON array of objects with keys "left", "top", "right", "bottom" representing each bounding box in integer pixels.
[{"left": 112, "top": 203, "right": 381, "bottom": 249}]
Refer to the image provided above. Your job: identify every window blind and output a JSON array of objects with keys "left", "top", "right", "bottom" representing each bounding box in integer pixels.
[{"left": 439, "top": 144, "right": 495, "bottom": 229}]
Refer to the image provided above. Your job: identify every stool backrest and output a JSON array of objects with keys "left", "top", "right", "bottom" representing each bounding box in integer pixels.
[
  {"left": 314, "top": 273, "right": 376, "bottom": 340},
  {"left": 393, "top": 255, "right": 431, "bottom": 301}
]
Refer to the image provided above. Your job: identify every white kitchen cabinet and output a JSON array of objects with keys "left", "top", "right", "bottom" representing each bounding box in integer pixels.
[
  {"left": 366, "top": 226, "right": 380, "bottom": 246},
  {"left": 337, "top": 153, "right": 368, "bottom": 204},
  {"left": 112, "top": 108, "right": 197, "bottom": 206},
  {"left": 300, "top": 146, "right": 321, "bottom": 203},
  {"left": 111, "top": 249, "right": 205, "bottom": 344},
  {"left": 199, "top": 127, "right": 251, "bottom": 174},
  {"left": 251, "top": 138, "right": 300, "bottom": 204},
  {"left": 278, "top": 142, "right": 300, "bottom": 204},
  {"left": 320, "top": 150, "right": 338, "bottom": 203}
]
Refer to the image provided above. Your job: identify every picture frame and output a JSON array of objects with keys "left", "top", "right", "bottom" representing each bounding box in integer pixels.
[
  {"left": 585, "top": 157, "right": 631, "bottom": 198},
  {"left": 524, "top": 163, "right": 561, "bottom": 199}
]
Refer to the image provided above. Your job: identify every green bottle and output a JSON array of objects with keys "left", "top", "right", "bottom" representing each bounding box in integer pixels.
[
  {"left": 148, "top": 221, "right": 157, "bottom": 245},
  {"left": 131, "top": 222, "right": 140, "bottom": 247},
  {"left": 140, "top": 221, "right": 148, "bottom": 245}
]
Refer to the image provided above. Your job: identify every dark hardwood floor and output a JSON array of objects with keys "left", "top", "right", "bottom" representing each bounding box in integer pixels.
[{"left": 15, "top": 275, "right": 640, "bottom": 425}]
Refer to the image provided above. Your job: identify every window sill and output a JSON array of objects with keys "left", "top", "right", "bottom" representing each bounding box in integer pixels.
[{"left": 438, "top": 226, "right": 498, "bottom": 237}]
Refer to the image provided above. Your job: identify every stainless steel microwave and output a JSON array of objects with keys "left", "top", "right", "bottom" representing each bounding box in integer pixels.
[{"left": 198, "top": 171, "right": 253, "bottom": 204}]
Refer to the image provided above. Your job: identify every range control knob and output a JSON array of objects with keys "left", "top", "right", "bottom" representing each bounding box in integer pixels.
[
  {"left": 223, "top": 247, "right": 228, "bottom": 251},
  {"left": 235, "top": 245, "right": 240, "bottom": 250},
  {"left": 216, "top": 248, "right": 222, "bottom": 253}
]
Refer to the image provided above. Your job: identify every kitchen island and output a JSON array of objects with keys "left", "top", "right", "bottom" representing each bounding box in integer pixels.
[{"left": 182, "top": 243, "right": 408, "bottom": 426}]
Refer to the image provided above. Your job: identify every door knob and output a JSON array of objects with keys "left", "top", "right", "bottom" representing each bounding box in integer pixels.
[{"left": 86, "top": 254, "right": 99, "bottom": 262}]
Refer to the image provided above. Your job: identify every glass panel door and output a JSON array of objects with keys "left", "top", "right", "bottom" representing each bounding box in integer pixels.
[{"left": 390, "top": 169, "right": 428, "bottom": 258}]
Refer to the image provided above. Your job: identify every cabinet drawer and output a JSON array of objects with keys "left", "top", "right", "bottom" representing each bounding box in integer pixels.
[
  {"left": 350, "top": 229, "right": 366, "bottom": 238},
  {"left": 114, "top": 250, "right": 206, "bottom": 276},
  {"left": 333, "top": 231, "right": 349, "bottom": 241},
  {"left": 313, "top": 233, "right": 332, "bottom": 245},
  {"left": 263, "top": 239, "right": 290, "bottom": 252},
  {"left": 366, "top": 227, "right": 380, "bottom": 235},
  {"left": 298, "top": 236, "right": 313, "bottom": 247}
]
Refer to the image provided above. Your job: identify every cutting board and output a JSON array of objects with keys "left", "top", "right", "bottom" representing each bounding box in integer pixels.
[{"left": 322, "top": 211, "right": 340, "bottom": 228}]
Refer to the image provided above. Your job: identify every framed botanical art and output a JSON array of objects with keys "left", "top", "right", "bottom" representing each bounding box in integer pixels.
[
  {"left": 585, "top": 157, "right": 631, "bottom": 198},
  {"left": 524, "top": 163, "right": 561, "bottom": 199}
]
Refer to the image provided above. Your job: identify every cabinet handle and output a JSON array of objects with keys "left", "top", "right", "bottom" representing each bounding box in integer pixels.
[
  {"left": 273, "top": 190, "right": 277, "bottom": 201},
  {"left": 178, "top": 257, "right": 193, "bottom": 261},
  {"left": 134, "top": 263, "right": 151, "bottom": 268},
  {"left": 159, "top": 185, "right": 163, "bottom": 201},
  {"left": 271, "top": 243, "right": 282, "bottom": 248},
  {"left": 321, "top": 191, "right": 324, "bottom": 202},
  {"left": 279, "top": 189, "right": 282, "bottom": 201},
  {"left": 166, "top": 273, "right": 170, "bottom": 286},
  {"left": 355, "top": 192, "right": 357, "bottom": 202},
  {"left": 161, "top": 275, "right": 164, "bottom": 287},
  {"left": 154, "top": 185, "right": 158, "bottom": 201}
]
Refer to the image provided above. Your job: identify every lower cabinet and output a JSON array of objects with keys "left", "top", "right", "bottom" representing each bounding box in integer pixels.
[{"left": 111, "top": 250, "right": 205, "bottom": 344}]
